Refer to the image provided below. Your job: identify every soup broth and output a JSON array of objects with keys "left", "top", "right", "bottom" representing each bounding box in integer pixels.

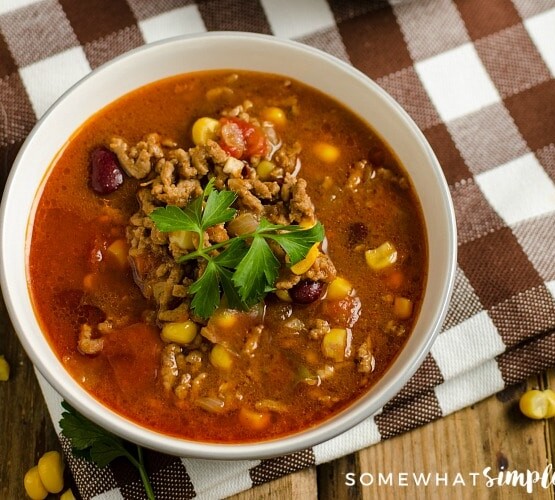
[{"left": 29, "top": 71, "right": 427, "bottom": 442}]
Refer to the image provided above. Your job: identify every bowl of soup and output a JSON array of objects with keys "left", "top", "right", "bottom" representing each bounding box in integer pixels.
[{"left": 0, "top": 32, "right": 456, "bottom": 459}]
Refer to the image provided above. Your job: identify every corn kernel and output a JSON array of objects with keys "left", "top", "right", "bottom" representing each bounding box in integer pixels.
[
  {"left": 299, "top": 218, "right": 316, "bottom": 228},
  {"left": 161, "top": 321, "right": 198, "bottom": 345},
  {"left": 393, "top": 297, "right": 413, "bottom": 320},
  {"left": 291, "top": 243, "right": 320, "bottom": 275},
  {"left": 60, "top": 489, "right": 76, "bottom": 500},
  {"left": 38, "top": 451, "right": 64, "bottom": 494},
  {"left": 0, "top": 355, "right": 10, "bottom": 381},
  {"left": 239, "top": 407, "right": 271, "bottom": 430},
  {"left": 106, "top": 239, "right": 129, "bottom": 268},
  {"left": 213, "top": 308, "right": 238, "bottom": 329},
  {"left": 365, "top": 241, "right": 397, "bottom": 271},
  {"left": 169, "top": 230, "right": 195, "bottom": 250},
  {"left": 24, "top": 466, "right": 48, "bottom": 500},
  {"left": 322, "top": 328, "right": 349, "bottom": 362},
  {"left": 313, "top": 142, "right": 340, "bottom": 163},
  {"left": 192, "top": 117, "right": 220, "bottom": 146},
  {"left": 256, "top": 160, "right": 275, "bottom": 180},
  {"left": 275, "top": 289, "right": 292, "bottom": 302},
  {"left": 327, "top": 277, "right": 353, "bottom": 301},
  {"left": 210, "top": 344, "right": 234, "bottom": 370},
  {"left": 261, "top": 107, "right": 286, "bottom": 127},
  {"left": 545, "top": 389, "right": 555, "bottom": 418},
  {"left": 519, "top": 389, "right": 548, "bottom": 419}
]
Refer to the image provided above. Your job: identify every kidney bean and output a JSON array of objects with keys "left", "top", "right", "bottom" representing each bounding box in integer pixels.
[
  {"left": 290, "top": 280, "right": 325, "bottom": 304},
  {"left": 90, "top": 147, "right": 123, "bottom": 194}
]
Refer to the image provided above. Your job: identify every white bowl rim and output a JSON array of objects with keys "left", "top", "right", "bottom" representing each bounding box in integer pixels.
[{"left": 0, "top": 31, "right": 457, "bottom": 460}]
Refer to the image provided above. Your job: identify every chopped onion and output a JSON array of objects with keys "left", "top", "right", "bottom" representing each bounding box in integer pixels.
[
  {"left": 195, "top": 397, "right": 227, "bottom": 414},
  {"left": 227, "top": 213, "right": 259, "bottom": 236}
]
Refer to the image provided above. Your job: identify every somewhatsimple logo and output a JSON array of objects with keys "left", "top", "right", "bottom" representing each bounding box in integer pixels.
[{"left": 345, "top": 465, "right": 555, "bottom": 493}]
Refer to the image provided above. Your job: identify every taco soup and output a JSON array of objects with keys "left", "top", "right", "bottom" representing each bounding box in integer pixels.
[{"left": 28, "top": 70, "right": 427, "bottom": 442}]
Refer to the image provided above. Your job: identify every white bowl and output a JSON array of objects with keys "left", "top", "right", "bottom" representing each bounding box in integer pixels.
[{"left": 0, "top": 32, "right": 456, "bottom": 459}]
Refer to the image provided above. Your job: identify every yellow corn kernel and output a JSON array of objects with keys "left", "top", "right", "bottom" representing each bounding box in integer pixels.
[
  {"left": 192, "top": 117, "right": 220, "bottom": 146},
  {"left": 256, "top": 160, "right": 275, "bottom": 180},
  {"left": 37, "top": 451, "right": 64, "bottom": 494},
  {"left": 161, "top": 321, "right": 198, "bottom": 345},
  {"left": 106, "top": 239, "right": 129, "bottom": 268},
  {"left": 299, "top": 218, "right": 316, "bottom": 228},
  {"left": 291, "top": 243, "right": 320, "bottom": 275},
  {"left": 169, "top": 230, "right": 195, "bottom": 250},
  {"left": 261, "top": 107, "right": 286, "bottom": 127},
  {"left": 0, "top": 355, "right": 10, "bottom": 381},
  {"left": 213, "top": 308, "right": 238, "bottom": 329},
  {"left": 322, "top": 328, "right": 349, "bottom": 362},
  {"left": 60, "top": 489, "right": 76, "bottom": 500},
  {"left": 238, "top": 407, "right": 271, "bottom": 430},
  {"left": 24, "top": 466, "right": 48, "bottom": 500},
  {"left": 313, "top": 142, "right": 340, "bottom": 163},
  {"left": 393, "top": 296, "right": 413, "bottom": 320},
  {"left": 210, "top": 344, "right": 234, "bottom": 370},
  {"left": 327, "top": 277, "right": 353, "bottom": 301},
  {"left": 519, "top": 389, "right": 548, "bottom": 419},
  {"left": 545, "top": 389, "right": 555, "bottom": 418},
  {"left": 365, "top": 241, "right": 397, "bottom": 271},
  {"left": 275, "top": 289, "right": 292, "bottom": 302}
]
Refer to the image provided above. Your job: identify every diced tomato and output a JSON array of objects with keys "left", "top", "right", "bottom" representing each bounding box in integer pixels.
[{"left": 219, "top": 117, "right": 267, "bottom": 160}]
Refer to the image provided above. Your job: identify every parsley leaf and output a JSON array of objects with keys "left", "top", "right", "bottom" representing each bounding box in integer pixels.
[
  {"left": 188, "top": 261, "right": 222, "bottom": 319},
  {"left": 148, "top": 205, "right": 199, "bottom": 233},
  {"left": 233, "top": 236, "right": 280, "bottom": 305},
  {"left": 260, "top": 220, "right": 325, "bottom": 264},
  {"left": 148, "top": 181, "right": 326, "bottom": 318},
  {"left": 60, "top": 401, "right": 155, "bottom": 499},
  {"left": 201, "top": 188, "right": 237, "bottom": 230}
]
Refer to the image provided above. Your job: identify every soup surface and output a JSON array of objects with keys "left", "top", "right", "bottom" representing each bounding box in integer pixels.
[{"left": 29, "top": 71, "right": 427, "bottom": 442}]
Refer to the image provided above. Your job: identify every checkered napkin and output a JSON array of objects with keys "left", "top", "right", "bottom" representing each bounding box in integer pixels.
[{"left": 2, "top": 0, "right": 555, "bottom": 498}]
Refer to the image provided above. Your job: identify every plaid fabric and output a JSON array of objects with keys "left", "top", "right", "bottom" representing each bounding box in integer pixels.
[{"left": 2, "top": 0, "right": 555, "bottom": 498}]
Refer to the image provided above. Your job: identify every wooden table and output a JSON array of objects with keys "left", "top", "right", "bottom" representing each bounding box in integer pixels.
[{"left": 2, "top": 293, "right": 554, "bottom": 499}]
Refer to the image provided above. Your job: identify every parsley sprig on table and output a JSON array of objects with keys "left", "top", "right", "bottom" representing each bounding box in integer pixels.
[
  {"left": 149, "top": 179, "right": 324, "bottom": 318},
  {"left": 60, "top": 401, "right": 155, "bottom": 500}
]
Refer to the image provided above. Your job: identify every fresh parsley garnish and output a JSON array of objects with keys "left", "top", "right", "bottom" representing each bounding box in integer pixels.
[
  {"left": 149, "top": 178, "right": 324, "bottom": 318},
  {"left": 60, "top": 401, "right": 155, "bottom": 500}
]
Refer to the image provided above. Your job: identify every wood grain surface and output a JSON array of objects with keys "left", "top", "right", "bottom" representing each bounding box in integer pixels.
[{"left": 2, "top": 292, "right": 554, "bottom": 499}]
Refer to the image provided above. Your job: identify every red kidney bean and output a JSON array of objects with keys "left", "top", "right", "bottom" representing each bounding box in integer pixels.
[
  {"left": 90, "top": 147, "right": 123, "bottom": 194},
  {"left": 290, "top": 280, "right": 325, "bottom": 304}
]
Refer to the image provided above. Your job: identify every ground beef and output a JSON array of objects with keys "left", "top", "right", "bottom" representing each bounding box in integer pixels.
[
  {"left": 305, "top": 254, "right": 337, "bottom": 283},
  {"left": 289, "top": 178, "right": 315, "bottom": 223},
  {"left": 122, "top": 105, "right": 338, "bottom": 356},
  {"left": 274, "top": 142, "right": 301, "bottom": 173},
  {"left": 227, "top": 179, "right": 264, "bottom": 214},
  {"left": 109, "top": 133, "right": 164, "bottom": 179}
]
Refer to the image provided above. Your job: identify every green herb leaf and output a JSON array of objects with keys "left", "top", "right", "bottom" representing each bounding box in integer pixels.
[
  {"left": 233, "top": 236, "right": 280, "bottom": 304},
  {"left": 149, "top": 182, "right": 326, "bottom": 317},
  {"left": 88, "top": 437, "right": 130, "bottom": 468},
  {"left": 213, "top": 238, "right": 249, "bottom": 268},
  {"left": 201, "top": 189, "right": 237, "bottom": 230},
  {"left": 218, "top": 266, "right": 247, "bottom": 310},
  {"left": 60, "top": 401, "right": 155, "bottom": 499},
  {"left": 149, "top": 205, "right": 200, "bottom": 233},
  {"left": 188, "top": 261, "right": 221, "bottom": 318},
  {"left": 265, "top": 221, "right": 325, "bottom": 264}
]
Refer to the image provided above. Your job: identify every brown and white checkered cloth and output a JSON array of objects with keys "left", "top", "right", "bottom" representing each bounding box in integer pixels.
[{"left": 2, "top": 0, "right": 555, "bottom": 498}]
